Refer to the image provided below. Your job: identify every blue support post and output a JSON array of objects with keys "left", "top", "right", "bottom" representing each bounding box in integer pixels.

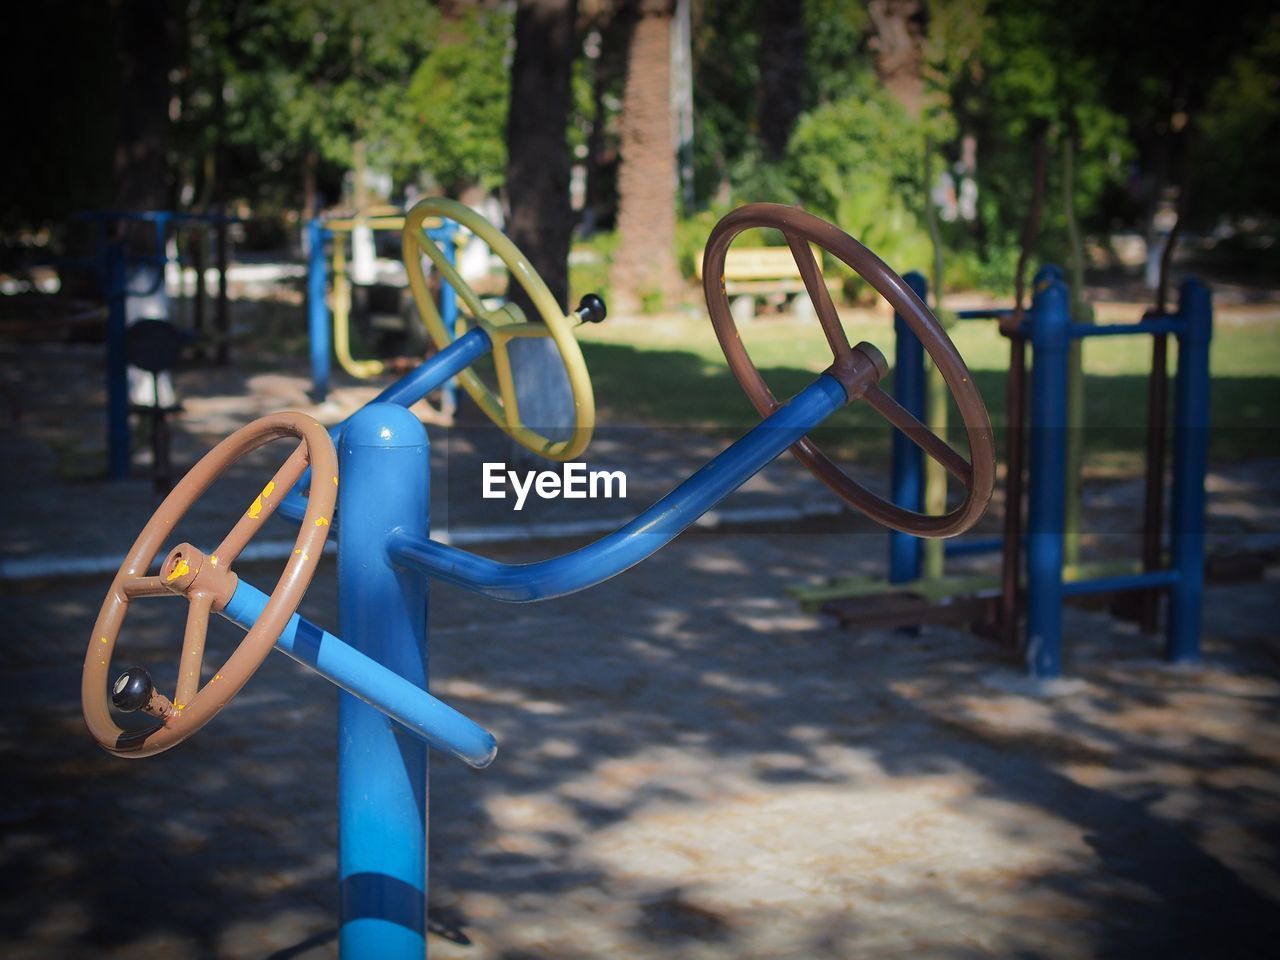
[
  {"left": 307, "top": 219, "right": 331, "bottom": 401},
  {"left": 337, "top": 404, "right": 431, "bottom": 957},
  {"left": 104, "top": 240, "right": 131, "bottom": 480},
  {"left": 889, "top": 271, "right": 927, "bottom": 583},
  {"left": 430, "top": 223, "right": 459, "bottom": 333},
  {"left": 1024, "top": 279, "right": 1072, "bottom": 678},
  {"left": 426, "top": 222, "right": 459, "bottom": 412},
  {"left": 1166, "top": 278, "right": 1212, "bottom": 664}
]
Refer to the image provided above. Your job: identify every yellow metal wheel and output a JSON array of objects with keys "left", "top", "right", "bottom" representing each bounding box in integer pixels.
[{"left": 402, "top": 198, "right": 595, "bottom": 460}]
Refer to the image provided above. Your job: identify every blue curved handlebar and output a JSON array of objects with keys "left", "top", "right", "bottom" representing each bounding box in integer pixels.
[
  {"left": 386, "top": 375, "right": 848, "bottom": 602},
  {"left": 278, "top": 327, "right": 494, "bottom": 525}
]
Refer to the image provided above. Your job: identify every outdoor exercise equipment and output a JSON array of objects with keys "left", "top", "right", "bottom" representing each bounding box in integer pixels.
[
  {"left": 402, "top": 197, "right": 604, "bottom": 461},
  {"left": 807, "top": 268, "right": 1212, "bottom": 680},
  {"left": 44, "top": 210, "right": 237, "bottom": 479},
  {"left": 306, "top": 209, "right": 460, "bottom": 402},
  {"left": 122, "top": 319, "right": 191, "bottom": 492},
  {"left": 83, "top": 200, "right": 995, "bottom": 958}
]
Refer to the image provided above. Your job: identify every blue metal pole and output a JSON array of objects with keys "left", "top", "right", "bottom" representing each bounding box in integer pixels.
[
  {"left": 276, "top": 330, "right": 495, "bottom": 526},
  {"left": 307, "top": 219, "right": 331, "bottom": 402},
  {"left": 1166, "top": 278, "right": 1212, "bottom": 664},
  {"left": 104, "top": 240, "right": 131, "bottom": 480},
  {"left": 372, "top": 327, "right": 491, "bottom": 408},
  {"left": 889, "top": 270, "right": 927, "bottom": 584},
  {"left": 388, "top": 375, "right": 848, "bottom": 602},
  {"left": 1034, "top": 263, "right": 1065, "bottom": 293},
  {"left": 429, "top": 223, "right": 459, "bottom": 334},
  {"left": 337, "top": 404, "right": 431, "bottom": 957},
  {"left": 1024, "top": 279, "right": 1071, "bottom": 678},
  {"left": 424, "top": 221, "right": 460, "bottom": 413}
]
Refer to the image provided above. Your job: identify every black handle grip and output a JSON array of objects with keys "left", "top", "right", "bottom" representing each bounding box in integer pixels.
[
  {"left": 111, "top": 667, "right": 155, "bottom": 713},
  {"left": 574, "top": 293, "right": 607, "bottom": 324}
]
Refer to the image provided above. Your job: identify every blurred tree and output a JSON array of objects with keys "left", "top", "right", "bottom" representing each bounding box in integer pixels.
[
  {"left": 112, "top": 0, "right": 178, "bottom": 216},
  {"left": 613, "top": 0, "right": 682, "bottom": 312},
  {"left": 506, "top": 0, "right": 579, "bottom": 310},
  {"left": 1, "top": 2, "right": 119, "bottom": 243},
  {"left": 180, "top": 0, "right": 438, "bottom": 219},
  {"left": 1194, "top": 14, "right": 1280, "bottom": 222},
  {"left": 398, "top": 5, "right": 512, "bottom": 196},
  {"left": 865, "top": 0, "right": 925, "bottom": 116},
  {"left": 689, "top": 0, "right": 758, "bottom": 205},
  {"left": 757, "top": 0, "right": 807, "bottom": 159},
  {"left": 578, "top": 11, "right": 632, "bottom": 232}
]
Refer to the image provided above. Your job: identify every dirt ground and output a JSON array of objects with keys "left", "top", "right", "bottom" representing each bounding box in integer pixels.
[{"left": 2, "top": 330, "right": 1279, "bottom": 959}]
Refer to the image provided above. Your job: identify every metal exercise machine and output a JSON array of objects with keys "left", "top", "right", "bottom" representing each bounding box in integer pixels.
[
  {"left": 83, "top": 201, "right": 996, "bottom": 957},
  {"left": 306, "top": 210, "right": 460, "bottom": 403},
  {"left": 809, "top": 267, "right": 1212, "bottom": 680},
  {"left": 53, "top": 210, "right": 237, "bottom": 479}
]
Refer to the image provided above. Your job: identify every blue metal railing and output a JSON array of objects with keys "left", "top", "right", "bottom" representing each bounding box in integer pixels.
[
  {"left": 307, "top": 216, "right": 461, "bottom": 402},
  {"left": 887, "top": 268, "right": 1212, "bottom": 678}
]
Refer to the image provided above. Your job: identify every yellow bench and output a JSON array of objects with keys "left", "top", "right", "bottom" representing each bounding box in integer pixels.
[{"left": 696, "top": 245, "right": 835, "bottom": 321}]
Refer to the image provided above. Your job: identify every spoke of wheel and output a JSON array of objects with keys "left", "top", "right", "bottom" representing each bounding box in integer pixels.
[
  {"left": 174, "top": 592, "right": 214, "bottom": 709},
  {"left": 491, "top": 339, "right": 522, "bottom": 428},
  {"left": 216, "top": 442, "right": 310, "bottom": 566},
  {"left": 123, "top": 576, "right": 173, "bottom": 599},
  {"left": 784, "top": 232, "right": 851, "bottom": 361},
  {"left": 862, "top": 383, "right": 973, "bottom": 486},
  {"left": 410, "top": 231, "right": 488, "bottom": 320}
]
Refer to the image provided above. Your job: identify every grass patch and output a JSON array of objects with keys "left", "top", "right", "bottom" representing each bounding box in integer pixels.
[{"left": 579, "top": 310, "right": 1280, "bottom": 465}]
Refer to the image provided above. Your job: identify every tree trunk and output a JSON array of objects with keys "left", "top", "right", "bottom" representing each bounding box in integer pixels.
[
  {"left": 865, "top": 0, "right": 925, "bottom": 116},
  {"left": 111, "top": 0, "right": 175, "bottom": 224},
  {"left": 757, "top": 0, "right": 806, "bottom": 159},
  {"left": 506, "top": 0, "right": 579, "bottom": 311},
  {"left": 612, "top": 0, "right": 680, "bottom": 314}
]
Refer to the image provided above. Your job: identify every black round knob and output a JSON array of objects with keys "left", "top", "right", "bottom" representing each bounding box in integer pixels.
[
  {"left": 574, "top": 293, "right": 607, "bottom": 324},
  {"left": 111, "top": 667, "right": 154, "bottom": 712}
]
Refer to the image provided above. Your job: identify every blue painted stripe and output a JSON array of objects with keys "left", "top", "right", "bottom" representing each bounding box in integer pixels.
[{"left": 219, "top": 578, "right": 496, "bottom": 768}]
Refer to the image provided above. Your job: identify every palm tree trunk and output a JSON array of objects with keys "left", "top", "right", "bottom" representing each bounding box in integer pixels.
[{"left": 612, "top": 0, "right": 681, "bottom": 314}]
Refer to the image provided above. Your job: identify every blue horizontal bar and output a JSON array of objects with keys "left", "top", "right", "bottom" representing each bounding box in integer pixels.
[
  {"left": 1060, "top": 568, "right": 1180, "bottom": 598},
  {"left": 370, "top": 327, "right": 491, "bottom": 407},
  {"left": 1069, "top": 319, "right": 1183, "bottom": 339},
  {"left": 220, "top": 578, "right": 498, "bottom": 768},
  {"left": 944, "top": 536, "right": 1003, "bottom": 557},
  {"left": 277, "top": 329, "right": 495, "bottom": 526},
  {"left": 954, "top": 308, "right": 1013, "bottom": 321},
  {"left": 387, "top": 375, "right": 850, "bottom": 602}
]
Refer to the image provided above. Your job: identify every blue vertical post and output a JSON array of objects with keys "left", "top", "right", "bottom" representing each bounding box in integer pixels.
[
  {"left": 337, "top": 403, "right": 431, "bottom": 958},
  {"left": 308, "top": 219, "right": 331, "bottom": 401},
  {"left": 1166, "top": 278, "right": 1212, "bottom": 664},
  {"left": 104, "top": 240, "right": 131, "bottom": 480},
  {"left": 434, "top": 222, "right": 459, "bottom": 413},
  {"left": 1033, "top": 263, "right": 1064, "bottom": 294},
  {"left": 889, "top": 270, "right": 927, "bottom": 583},
  {"left": 1024, "top": 279, "right": 1071, "bottom": 678}
]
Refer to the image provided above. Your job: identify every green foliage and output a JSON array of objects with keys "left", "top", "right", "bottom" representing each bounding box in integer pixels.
[
  {"left": 1195, "top": 15, "right": 1280, "bottom": 220},
  {"left": 398, "top": 7, "right": 512, "bottom": 192},
  {"left": 179, "top": 0, "right": 515, "bottom": 209},
  {"left": 801, "top": 0, "right": 873, "bottom": 105},
  {"left": 786, "top": 91, "right": 926, "bottom": 219},
  {"left": 690, "top": 0, "right": 760, "bottom": 207},
  {"left": 783, "top": 92, "right": 931, "bottom": 287}
]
